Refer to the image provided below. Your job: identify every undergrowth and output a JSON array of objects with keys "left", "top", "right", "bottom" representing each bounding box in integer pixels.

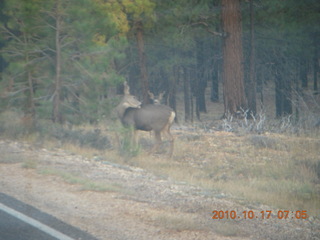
[
  {"left": 0, "top": 109, "right": 319, "bottom": 218},
  {"left": 38, "top": 168, "right": 124, "bottom": 192},
  {"left": 0, "top": 111, "right": 111, "bottom": 150}
]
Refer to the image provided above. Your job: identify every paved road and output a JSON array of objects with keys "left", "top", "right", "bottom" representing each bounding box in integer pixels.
[{"left": 0, "top": 192, "right": 98, "bottom": 240}]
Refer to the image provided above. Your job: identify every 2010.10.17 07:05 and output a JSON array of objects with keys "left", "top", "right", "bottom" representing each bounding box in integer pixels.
[{"left": 211, "top": 210, "right": 308, "bottom": 220}]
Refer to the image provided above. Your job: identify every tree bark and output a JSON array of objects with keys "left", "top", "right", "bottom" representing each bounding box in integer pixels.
[
  {"left": 247, "top": 0, "right": 256, "bottom": 116},
  {"left": 135, "top": 21, "right": 149, "bottom": 104},
  {"left": 52, "top": 0, "right": 62, "bottom": 123},
  {"left": 221, "top": 0, "right": 247, "bottom": 117},
  {"left": 210, "top": 60, "right": 219, "bottom": 102},
  {"left": 195, "top": 38, "right": 207, "bottom": 115},
  {"left": 23, "top": 53, "right": 36, "bottom": 130},
  {"left": 275, "top": 60, "right": 292, "bottom": 117},
  {"left": 26, "top": 66, "right": 36, "bottom": 117},
  {"left": 313, "top": 37, "right": 319, "bottom": 94},
  {"left": 210, "top": 38, "right": 220, "bottom": 102},
  {"left": 300, "top": 56, "right": 308, "bottom": 89},
  {"left": 170, "top": 66, "right": 178, "bottom": 123},
  {"left": 183, "top": 66, "right": 191, "bottom": 122},
  {"left": 25, "top": 49, "right": 36, "bottom": 119},
  {"left": 190, "top": 67, "right": 195, "bottom": 123}
]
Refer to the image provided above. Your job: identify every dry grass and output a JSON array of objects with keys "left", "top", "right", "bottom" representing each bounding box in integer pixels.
[
  {"left": 2, "top": 114, "right": 319, "bottom": 218},
  {"left": 21, "top": 158, "right": 38, "bottom": 169},
  {"left": 212, "top": 220, "right": 249, "bottom": 237},
  {"left": 0, "top": 152, "right": 26, "bottom": 164},
  {"left": 144, "top": 208, "right": 208, "bottom": 232},
  {"left": 112, "top": 129, "right": 320, "bottom": 218},
  {"left": 38, "top": 168, "right": 125, "bottom": 193}
]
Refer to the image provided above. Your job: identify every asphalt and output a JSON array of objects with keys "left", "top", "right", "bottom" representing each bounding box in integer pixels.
[{"left": 0, "top": 192, "right": 99, "bottom": 240}]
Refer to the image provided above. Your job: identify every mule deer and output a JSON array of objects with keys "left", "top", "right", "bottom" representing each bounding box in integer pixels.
[
  {"left": 148, "top": 90, "right": 165, "bottom": 105},
  {"left": 116, "top": 82, "right": 175, "bottom": 157}
]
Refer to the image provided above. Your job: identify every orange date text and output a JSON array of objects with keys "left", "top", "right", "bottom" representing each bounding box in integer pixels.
[{"left": 212, "top": 210, "right": 308, "bottom": 220}]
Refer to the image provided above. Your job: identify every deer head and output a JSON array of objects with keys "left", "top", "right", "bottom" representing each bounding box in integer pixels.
[
  {"left": 148, "top": 90, "right": 165, "bottom": 105},
  {"left": 116, "top": 81, "right": 141, "bottom": 119}
]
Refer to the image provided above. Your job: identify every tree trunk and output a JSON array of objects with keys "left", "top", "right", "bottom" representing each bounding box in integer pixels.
[
  {"left": 26, "top": 72, "right": 35, "bottom": 116},
  {"left": 313, "top": 37, "right": 319, "bottom": 94},
  {"left": 275, "top": 61, "right": 292, "bottom": 117},
  {"left": 25, "top": 51, "right": 36, "bottom": 119},
  {"left": 169, "top": 66, "right": 178, "bottom": 123},
  {"left": 188, "top": 65, "right": 197, "bottom": 123},
  {"left": 300, "top": 56, "right": 308, "bottom": 89},
  {"left": 52, "top": 0, "right": 62, "bottom": 123},
  {"left": 221, "top": 0, "right": 247, "bottom": 117},
  {"left": 195, "top": 38, "right": 207, "bottom": 117},
  {"left": 127, "top": 45, "right": 140, "bottom": 96},
  {"left": 256, "top": 66, "right": 264, "bottom": 105},
  {"left": 211, "top": 62, "right": 219, "bottom": 102},
  {"left": 210, "top": 38, "right": 220, "bottom": 102},
  {"left": 135, "top": 21, "right": 149, "bottom": 104},
  {"left": 21, "top": 25, "right": 36, "bottom": 126},
  {"left": 210, "top": 55, "right": 220, "bottom": 102},
  {"left": 23, "top": 53, "right": 36, "bottom": 130},
  {"left": 190, "top": 67, "right": 195, "bottom": 123},
  {"left": 247, "top": 0, "right": 256, "bottom": 116},
  {"left": 183, "top": 66, "right": 191, "bottom": 122}
]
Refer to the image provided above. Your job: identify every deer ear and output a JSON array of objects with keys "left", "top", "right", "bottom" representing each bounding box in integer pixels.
[
  {"left": 158, "top": 91, "right": 165, "bottom": 100},
  {"left": 124, "top": 81, "right": 130, "bottom": 95},
  {"left": 148, "top": 90, "right": 154, "bottom": 99}
]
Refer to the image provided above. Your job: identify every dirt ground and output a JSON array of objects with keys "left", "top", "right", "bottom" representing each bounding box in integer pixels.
[{"left": 0, "top": 139, "right": 319, "bottom": 240}]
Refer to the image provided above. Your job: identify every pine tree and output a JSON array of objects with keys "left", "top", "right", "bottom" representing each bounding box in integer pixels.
[
  {"left": 221, "top": 0, "right": 247, "bottom": 117},
  {"left": 0, "top": 0, "right": 43, "bottom": 126}
]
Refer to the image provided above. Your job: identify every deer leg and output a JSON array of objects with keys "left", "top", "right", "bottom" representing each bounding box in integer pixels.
[
  {"left": 133, "top": 129, "right": 138, "bottom": 146},
  {"left": 163, "top": 127, "right": 174, "bottom": 158},
  {"left": 149, "top": 131, "right": 161, "bottom": 155},
  {"left": 168, "top": 131, "right": 174, "bottom": 158},
  {"left": 129, "top": 129, "right": 139, "bottom": 152}
]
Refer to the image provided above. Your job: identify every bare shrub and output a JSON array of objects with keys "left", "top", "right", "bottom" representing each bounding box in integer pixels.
[
  {"left": 0, "top": 110, "right": 30, "bottom": 137},
  {"left": 212, "top": 104, "right": 319, "bottom": 136},
  {"left": 212, "top": 109, "right": 267, "bottom": 134},
  {"left": 37, "top": 120, "right": 111, "bottom": 150},
  {"left": 290, "top": 88, "right": 320, "bottom": 135},
  {"left": 249, "top": 135, "right": 286, "bottom": 150}
]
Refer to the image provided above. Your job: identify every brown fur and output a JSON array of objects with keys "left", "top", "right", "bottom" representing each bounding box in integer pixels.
[{"left": 116, "top": 82, "right": 175, "bottom": 157}]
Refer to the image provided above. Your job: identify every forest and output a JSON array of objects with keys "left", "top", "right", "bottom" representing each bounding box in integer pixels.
[
  {"left": 0, "top": 0, "right": 319, "bottom": 127},
  {"left": 1, "top": 2, "right": 320, "bottom": 237}
]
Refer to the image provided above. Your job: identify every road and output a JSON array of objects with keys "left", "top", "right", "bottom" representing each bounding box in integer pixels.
[{"left": 0, "top": 192, "right": 98, "bottom": 240}]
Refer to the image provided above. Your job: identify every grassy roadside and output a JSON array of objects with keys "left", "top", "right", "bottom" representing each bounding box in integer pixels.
[
  {"left": 0, "top": 110, "right": 319, "bottom": 218},
  {"left": 127, "top": 130, "right": 320, "bottom": 217}
]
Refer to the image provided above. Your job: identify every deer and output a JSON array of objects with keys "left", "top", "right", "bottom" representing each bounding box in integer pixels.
[
  {"left": 147, "top": 90, "right": 165, "bottom": 105},
  {"left": 116, "top": 82, "right": 175, "bottom": 157}
]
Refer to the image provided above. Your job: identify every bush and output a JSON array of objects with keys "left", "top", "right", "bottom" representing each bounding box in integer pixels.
[
  {"left": 116, "top": 126, "right": 140, "bottom": 158},
  {"left": 0, "top": 110, "right": 111, "bottom": 150},
  {"left": 0, "top": 110, "right": 32, "bottom": 138},
  {"left": 248, "top": 135, "right": 286, "bottom": 150},
  {"left": 37, "top": 121, "right": 111, "bottom": 150}
]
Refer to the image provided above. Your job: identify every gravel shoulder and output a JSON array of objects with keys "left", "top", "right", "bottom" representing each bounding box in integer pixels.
[{"left": 0, "top": 139, "right": 319, "bottom": 240}]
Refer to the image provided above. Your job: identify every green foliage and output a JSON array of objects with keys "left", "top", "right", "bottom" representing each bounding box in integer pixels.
[
  {"left": 253, "top": 0, "right": 319, "bottom": 60},
  {"left": 0, "top": 0, "right": 126, "bottom": 122},
  {"left": 37, "top": 120, "right": 111, "bottom": 150},
  {"left": 117, "top": 125, "right": 140, "bottom": 158},
  {"left": 0, "top": 0, "right": 319, "bottom": 125},
  {"left": 123, "top": 0, "right": 156, "bottom": 25},
  {"left": 0, "top": 111, "right": 30, "bottom": 138}
]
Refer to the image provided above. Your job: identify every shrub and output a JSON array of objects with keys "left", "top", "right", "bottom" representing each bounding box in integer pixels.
[
  {"left": 0, "top": 110, "right": 31, "bottom": 138},
  {"left": 37, "top": 121, "right": 111, "bottom": 150}
]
